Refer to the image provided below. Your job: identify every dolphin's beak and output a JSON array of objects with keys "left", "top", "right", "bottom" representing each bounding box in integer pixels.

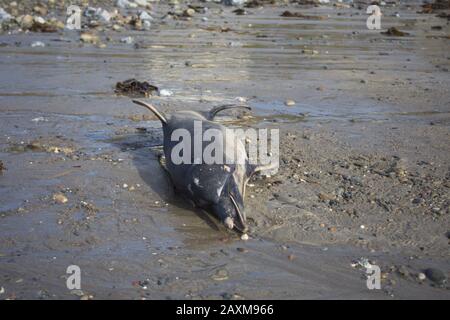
[{"left": 229, "top": 193, "right": 247, "bottom": 233}]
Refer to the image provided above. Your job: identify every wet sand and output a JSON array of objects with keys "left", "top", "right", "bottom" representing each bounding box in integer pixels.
[{"left": 0, "top": 1, "right": 449, "bottom": 299}]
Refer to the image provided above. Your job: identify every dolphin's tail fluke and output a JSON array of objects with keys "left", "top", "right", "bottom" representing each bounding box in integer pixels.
[
  {"left": 132, "top": 100, "right": 167, "bottom": 125},
  {"left": 208, "top": 105, "right": 251, "bottom": 120}
]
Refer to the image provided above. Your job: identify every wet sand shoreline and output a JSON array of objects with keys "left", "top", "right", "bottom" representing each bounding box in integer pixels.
[{"left": 0, "top": 0, "right": 449, "bottom": 299}]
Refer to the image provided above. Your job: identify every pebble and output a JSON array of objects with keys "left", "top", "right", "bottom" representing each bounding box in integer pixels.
[
  {"left": 33, "top": 16, "right": 46, "bottom": 25},
  {"left": 31, "top": 41, "right": 45, "bottom": 48},
  {"left": 184, "top": 8, "right": 195, "bottom": 17},
  {"left": 318, "top": 192, "right": 336, "bottom": 201},
  {"left": 112, "top": 24, "right": 122, "bottom": 31},
  {"left": 0, "top": 7, "right": 12, "bottom": 22},
  {"left": 135, "top": 0, "right": 151, "bottom": 7},
  {"left": 139, "top": 11, "right": 153, "bottom": 22},
  {"left": 53, "top": 193, "right": 68, "bottom": 204},
  {"left": 241, "top": 234, "right": 249, "bottom": 241},
  {"left": 116, "top": 0, "right": 138, "bottom": 9},
  {"left": 80, "top": 32, "right": 100, "bottom": 44},
  {"left": 302, "top": 49, "right": 319, "bottom": 55},
  {"left": 71, "top": 289, "right": 84, "bottom": 297},
  {"left": 223, "top": 0, "right": 247, "bottom": 6},
  {"left": 212, "top": 269, "right": 229, "bottom": 281},
  {"left": 159, "top": 89, "right": 173, "bottom": 97},
  {"left": 120, "top": 36, "right": 134, "bottom": 44},
  {"left": 142, "top": 20, "right": 151, "bottom": 30},
  {"left": 84, "top": 7, "right": 111, "bottom": 23},
  {"left": 285, "top": 99, "right": 296, "bottom": 106},
  {"left": 418, "top": 272, "right": 426, "bottom": 281},
  {"left": 18, "top": 14, "right": 34, "bottom": 30}
]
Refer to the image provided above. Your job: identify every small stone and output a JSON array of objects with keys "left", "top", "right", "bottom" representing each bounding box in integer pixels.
[
  {"left": 139, "top": 11, "right": 153, "bottom": 21},
  {"left": 318, "top": 192, "right": 336, "bottom": 201},
  {"left": 159, "top": 89, "right": 173, "bottom": 97},
  {"left": 184, "top": 8, "right": 195, "bottom": 17},
  {"left": 285, "top": 99, "right": 296, "bottom": 106},
  {"left": 418, "top": 273, "right": 426, "bottom": 281},
  {"left": 112, "top": 24, "right": 122, "bottom": 31},
  {"left": 0, "top": 7, "right": 12, "bottom": 23},
  {"left": 80, "top": 32, "right": 100, "bottom": 44},
  {"left": 31, "top": 41, "right": 45, "bottom": 48},
  {"left": 116, "top": 0, "right": 138, "bottom": 9},
  {"left": 85, "top": 7, "right": 111, "bottom": 23},
  {"left": 71, "top": 289, "right": 84, "bottom": 297},
  {"left": 135, "top": 0, "right": 150, "bottom": 7},
  {"left": 18, "top": 14, "right": 34, "bottom": 30},
  {"left": 142, "top": 20, "right": 151, "bottom": 30},
  {"left": 302, "top": 49, "right": 319, "bottom": 55},
  {"left": 236, "top": 247, "right": 248, "bottom": 253},
  {"left": 53, "top": 193, "right": 68, "bottom": 204},
  {"left": 33, "top": 16, "right": 46, "bottom": 25},
  {"left": 33, "top": 5, "right": 48, "bottom": 16},
  {"left": 431, "top": 207, "right": 441, "bottom": 214},
  {"left": 212, "top": 269, "right": 229, "bottom": 281},
  {"left": 120, "top": 36, "right": 134, "bottom": 44},
  {"left": 288, "top": 254, "right": 295, "bottom": 261},
  {"left": 241, "top": 234, "right": 249, "bottom": 241}
]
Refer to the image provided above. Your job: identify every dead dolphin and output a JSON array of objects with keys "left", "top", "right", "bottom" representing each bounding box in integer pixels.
[{"left": 132, "top": 99, "right": 272, "bottom": 233}]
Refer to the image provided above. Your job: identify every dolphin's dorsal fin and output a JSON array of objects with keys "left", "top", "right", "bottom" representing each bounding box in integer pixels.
[
  {"left": 132, "top": 100, "right": 168, "bottom": 124},
  {"left": 208, "top": 105, "right": 251, "bottom": 120}
]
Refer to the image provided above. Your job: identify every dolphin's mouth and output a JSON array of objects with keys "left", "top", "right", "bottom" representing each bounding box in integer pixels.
[{"left": 229, "top": 193, "right": 247, "bottom": 233}]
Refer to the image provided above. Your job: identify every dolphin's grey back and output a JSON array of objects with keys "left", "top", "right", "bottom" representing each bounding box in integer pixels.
[{"left": 162, "top": 112, "right": 247, "bottom": 206}]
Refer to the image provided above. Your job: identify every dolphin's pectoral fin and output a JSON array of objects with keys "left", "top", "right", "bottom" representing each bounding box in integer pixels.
[
  {"left": 132, "top": 100, "right": 168, "bottom": 125},
  {"left": 207, "top": 105, "right": 251, "bottom": 120}
]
